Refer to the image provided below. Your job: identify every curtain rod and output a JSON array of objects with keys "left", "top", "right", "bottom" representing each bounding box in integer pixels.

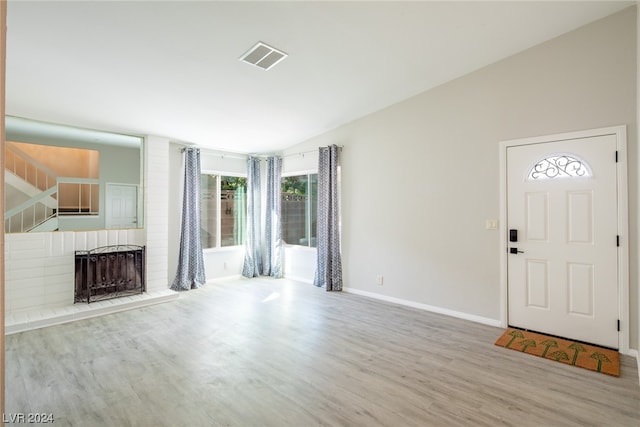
[
  {"left": 177, "top": 143, "right": 343, "bottom": 160},
  {"left": 177, "top": 144, "right": 248, "bottom": 160},
  {"left": 282, "top": 145, "right": 344, "bottom": 159}
]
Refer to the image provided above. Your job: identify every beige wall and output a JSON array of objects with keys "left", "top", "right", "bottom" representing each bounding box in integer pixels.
[{"left": 283, "top": 8, "right": 638, "bottom": 348}]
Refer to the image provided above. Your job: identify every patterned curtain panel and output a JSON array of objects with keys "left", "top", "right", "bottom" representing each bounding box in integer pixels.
[
  {"left": 171, "top": 148, "right": 206, "bottom": 291},
  {"left": 314, "top": 145, "right": 343, "bottom": 291},
  {"left": 264, "top": 156, "right": 283, "bottom": 277},
  {"left": 242, "top": 157, "right": 263, "bottom": 277}
]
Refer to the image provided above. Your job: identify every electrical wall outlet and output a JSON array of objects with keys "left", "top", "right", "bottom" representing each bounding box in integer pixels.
[{"left": 376, "top": 275, "right": 384, "bottom": 286}]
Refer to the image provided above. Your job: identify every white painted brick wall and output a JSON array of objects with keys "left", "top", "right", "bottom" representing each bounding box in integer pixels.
[
  {"left": 5, "top": 136, "right": 172, "bottom": 317},
  {"left": 144, "top": 136, "right": 170, "bottom": 292},
  {"left": 5, "top": 229, "right": 146, "bottom": 315}
]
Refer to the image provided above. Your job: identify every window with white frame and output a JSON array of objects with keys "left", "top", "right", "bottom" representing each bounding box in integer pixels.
[
  {"left": 201, "top": 174, "right": 247, "bottom": 249},
  {"left": 281, "top": 173, "right": 317, "bottom": 247}
]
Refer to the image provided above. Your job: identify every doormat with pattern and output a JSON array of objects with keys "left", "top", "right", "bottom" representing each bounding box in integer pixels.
[{"left": 495, "top": 328, "right": 619, "bottom": 376}]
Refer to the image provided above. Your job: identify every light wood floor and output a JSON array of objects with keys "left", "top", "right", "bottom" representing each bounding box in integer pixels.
[{"left": 5, "top": 278, "right": 640, "bottom": 426}]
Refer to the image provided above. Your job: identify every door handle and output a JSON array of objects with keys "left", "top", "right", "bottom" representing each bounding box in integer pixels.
[{"left": 509, "top": 248, "right": 525, "bottom": 254}]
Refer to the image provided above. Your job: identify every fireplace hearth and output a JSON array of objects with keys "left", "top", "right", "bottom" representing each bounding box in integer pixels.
[{"left": 75, "top": 245, "right": 146, "bottom": 303}]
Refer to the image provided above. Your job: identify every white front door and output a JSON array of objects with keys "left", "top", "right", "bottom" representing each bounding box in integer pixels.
[
  {"left": 507, "top": 134, "right": 619, "bottom": 349},
  {"left": 105, "top": 183, "right": 138, "bottom": 229}
]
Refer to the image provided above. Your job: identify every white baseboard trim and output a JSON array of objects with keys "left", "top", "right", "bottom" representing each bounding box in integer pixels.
[
  {"left": 5, "top": 290, "right": 179, "bottom": 335},
  {"left": 343, "top": 287, "right": 502, "bottom": 328},
  {"left": 629, "top": 349, "right": 640, "bottom": 385}
]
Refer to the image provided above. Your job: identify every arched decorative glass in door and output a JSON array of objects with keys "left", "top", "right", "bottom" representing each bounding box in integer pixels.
[{"left": 527, "top": 154, "right": 592, "bottom": 180}]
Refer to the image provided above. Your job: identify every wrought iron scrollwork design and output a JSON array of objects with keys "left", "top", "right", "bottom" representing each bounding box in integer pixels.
[
  {"left": 74, "top": 245, "right": 146, "bottom": 304},
  {"left": 528, "top": 155, "right": 590, "bottom": 180}
]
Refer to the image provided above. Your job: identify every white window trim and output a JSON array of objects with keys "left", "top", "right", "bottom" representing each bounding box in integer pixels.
[
  {"left": 201, "top": 170, "right": 247, "bottom": 249},
  {"left": 281, "top": 172, "right": 317, "bottom": 248}
]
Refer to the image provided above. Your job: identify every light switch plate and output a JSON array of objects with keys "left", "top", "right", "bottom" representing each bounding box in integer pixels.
[{"left": 485, "top": 219, "right": 498, "bottom": 230}]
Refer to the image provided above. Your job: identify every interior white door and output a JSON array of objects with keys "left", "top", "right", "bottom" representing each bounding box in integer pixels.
[
  {"left": 507, "top": 134, "right": 618, "bottom": 349},
  {"left": 105, "top": 183, "right": 138, "bottom": 229}
]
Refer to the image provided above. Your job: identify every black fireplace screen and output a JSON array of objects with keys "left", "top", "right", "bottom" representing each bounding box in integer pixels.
[{"left": 75, "top": 245, "right": 146, "bottom": 303}]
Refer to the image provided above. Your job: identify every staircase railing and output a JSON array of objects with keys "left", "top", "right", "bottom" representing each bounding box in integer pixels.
[
  {"left": 5, "top": 142, "right": 58, "bottom": 192},
  {"left": 4, "top": 185, "right": 58, "bottom": 233},
  {"left": 4, "top": 143, "right": 101, "bottom": 232},
  {"left": 57, "top": 178, "right": 100, "bottom": 214}
]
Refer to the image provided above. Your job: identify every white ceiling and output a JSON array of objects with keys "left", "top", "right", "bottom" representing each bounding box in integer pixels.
[{"left": 5, "top": 1, "right": 633, "bottom": 154}]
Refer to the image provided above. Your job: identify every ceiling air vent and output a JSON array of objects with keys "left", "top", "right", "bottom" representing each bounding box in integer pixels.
[{"left": 240, "top": 41, "right": 288, "bottom": 71}]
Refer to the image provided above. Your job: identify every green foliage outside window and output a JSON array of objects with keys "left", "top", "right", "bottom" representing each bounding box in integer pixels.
[
  {"left": 282, "top": 176, "right": 307, "bottom": 195},
  {"left": 221, "top": 176, "right": 247, "bottom": 191}
]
